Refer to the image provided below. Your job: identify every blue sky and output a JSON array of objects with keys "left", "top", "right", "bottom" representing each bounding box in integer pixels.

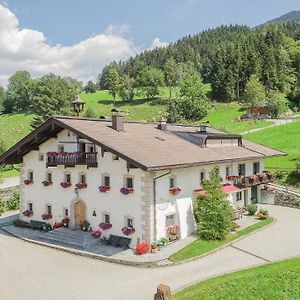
[
  {"left": 0, "top": 1, "right": 299, "bottom": 85},
  {"left": 4, "top": 0, "right": 300, "bottom": 46}
]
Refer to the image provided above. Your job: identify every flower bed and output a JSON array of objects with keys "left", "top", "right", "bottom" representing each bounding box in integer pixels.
[
  {"left": 42, "top": 181, "right": 52, "bottom": 187},
  {"left": 75, "top": 183, "right": 87, "bottom": 189},
  {"left": 99, "top": 222, "right": 112, "bottom": 230},
  {"left": 169, "top": 187, "right": 181, "bottom": 195},
  {"left": 120, "top": 187, "right": 134, "bottom": 195},
  {"left": 122, "top": 226, "right": 135, "bottom": 236},
  {"left": 60, "top": 182, "right": 72, "bottom": 188},
  {"left": 24, "top": 179, "right": 33, "bottom": 185},
  {"left": 135, "top": 242, "right": 150, "bottom": 255},
  {"left": 99, "top": 185, "right": 111, "bottom": 193},
  {"left": 23, "top": 210, "right": 33, "bottom": 217},
  {"left": 91, "top": 230, "right": 102, "bottom": 238},
  {"left": 42, "top": 213, "right": 52, "bottom": 220}
]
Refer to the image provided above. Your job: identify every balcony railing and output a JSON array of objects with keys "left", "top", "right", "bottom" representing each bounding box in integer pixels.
[
  {"left": 46, "top": 152, "right": 98, "bottom": 168},
  {"left": 226, "top": 172, "right": 273, "bottom": 188}
]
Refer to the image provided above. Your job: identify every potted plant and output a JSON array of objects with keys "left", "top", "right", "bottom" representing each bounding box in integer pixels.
[
  {"left": 151, "top": 243, "right": 158, "bottom": 254},
  {"left": 80, "top": 220, "right": 90, "bottom": 231},
  {"left": 135, "top": 242, "right": 150, "bottom": 255},
  {"left": 62, "top": 217, "right": 70, "bottom": 228},
  {"left": 256, "top": 209, "right": 269, "bottom": 220}
]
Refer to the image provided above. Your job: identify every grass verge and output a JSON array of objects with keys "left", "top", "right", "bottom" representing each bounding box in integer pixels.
[
  {"left": 172, "top": 257, "right": 300, "bottom": 300},
  {"left": 169, "top": 217, "right": 273, "bottom": 263}
]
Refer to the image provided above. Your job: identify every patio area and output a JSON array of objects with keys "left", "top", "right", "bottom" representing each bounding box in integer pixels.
[{"left": 0, "top": 213, "right": 262, "bottom": 265}]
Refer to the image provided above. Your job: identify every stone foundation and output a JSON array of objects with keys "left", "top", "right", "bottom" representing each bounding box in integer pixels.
[{"left": 274, "top": 191, "right": 300, "bottom": 209}]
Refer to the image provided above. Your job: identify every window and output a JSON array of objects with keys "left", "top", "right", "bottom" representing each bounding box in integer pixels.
[
  {"left": 58, "top": 145, "right": 64, "bottom": 153},
  {"left": 127, "top": 218, "right": 133, "bottom": 227},
  {"left": 165, "top": 214, "right": 175, "bottom": 227},
  {"left": 200, "top": 172, "right": 205, "bottom": 183},
  {"left": 226, "top": 166, "right": 230, "bottom": 177},
  {"left": 47, "top": 172, "right": 52, "bottom": 182},
  {"left": 80, "top": 174, "right": 86, "bottom": 184},
  {"left": 169, "top": 177, "right": 176, "bottom": 189},
  {"left": 28, "top": 171, "right": 33, "bottom": 181},
  {"left": 238, "top": 164, "right": 246, "bottom": 176},
  {"left": 29, "top": 203, "right": 33, "bottom": 212},
  {"left": 104, "top": 176, "right": 110, "bottom": 187},
  {"left": 112, "top": 154, "right": 119, "bottom": 161},
  {"left": 236, "top": 192, "right": 242, "bottom": 201},
  {"left": 47, "top": 205, "right": 52, "bottom": 215},
  {"left": 65, "top": 173, "right": 71, "bottom": 183},
  {"left": 253, "top": 162, "right": 260, "bottom": 175},
  {"left": 39, "top": 153, "right": 44, "bottom": 161},
  {"left": 104, "top": 214, "right": 110, "bottom": 224},
  {"left": 126, "top": 177, "right": 133, "bottom": 189},
  {"left": 64, "top": 208, "right": 68, "bottom": 216}
]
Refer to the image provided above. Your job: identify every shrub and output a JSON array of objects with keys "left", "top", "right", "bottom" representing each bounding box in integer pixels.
[
  {"left": 135, "top": 242, "right": 150, "bottom": 255},
  {"left": 195, "top": 167, "right": 234, "bottom": 240},
  {"left": 6, "top": 191, "right": 19, "bottom": 211},
  {"left": 245, "top": 204, "right": 257, "bottom": 216},
  {"left": 13, "top": 219, "right": 30, "bottom": 228},
  {"left": 0, "top": 200, "right": 6, "bottom": 215}
]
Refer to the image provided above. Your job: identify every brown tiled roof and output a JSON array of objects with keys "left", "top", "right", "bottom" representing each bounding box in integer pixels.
[
  {"left": 0, "top": 116, "right": 284, "bottom": 171},
  {"left": 54, "top": 117, "right": 284, "bottom": 171}
]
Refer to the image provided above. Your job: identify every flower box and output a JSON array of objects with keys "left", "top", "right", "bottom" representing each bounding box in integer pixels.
[
  {"left": 42, "top": 213, "right": 52, "bottom": 220},
  {"left": 169, "top": 187, "right": 181, "bottom": 195},
  {"left": 99, "top": 222, "right": 112, "bottom": 230},
  {"left": 24, "top": 179, "right": 33, "bottom": 185},
  {"left": 60, "top": 182, "right": 72, "bottom": 188},
  {"left": 47, "top": 151, "right": 58, "bottom": 157},
  {"left": 23, "top": 210, "right": 33, "bottom": 217},
  {"left": 42, "top": 181, "right": 53, "bottom": 187},
  {"left": 75, "top": 183, "right": 87, "bottom": 189},
  {"left": 120, "top": 187, "right": 134, "bottom": 195},
  {"left": 91, "top": 230, "right": 102, "bottom": 238},
  {"left": 99, "top": 185, "right": 111, "bottom": 193},
  {"left": 122, "top": 226, "right": 135, "bottom": 236}
]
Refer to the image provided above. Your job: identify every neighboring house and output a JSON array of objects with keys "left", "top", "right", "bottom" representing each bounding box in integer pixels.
[{"left": 0, "top": 115, "right": 284, "bottom": 247}]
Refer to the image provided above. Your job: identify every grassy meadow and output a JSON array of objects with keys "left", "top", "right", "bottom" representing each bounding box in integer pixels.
[
  {"left": 0, "top": 89, "right": 298, "bottom": 177},
  {"left": 172, "top": 257, "right": 300, "bottom": 300}
]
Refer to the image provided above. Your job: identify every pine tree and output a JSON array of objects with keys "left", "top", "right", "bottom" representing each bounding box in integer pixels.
[{"left": 106, "top": 68, "right": 120, "bottom": 101}]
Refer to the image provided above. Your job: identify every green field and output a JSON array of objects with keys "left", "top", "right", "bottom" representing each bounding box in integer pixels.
[
  {"left": 245, "top": 119, "right": 300, "bottom": 171},
  {"left": 169, "top": 218, "right": 273, "bottom": 262},
  {"left": 172, "top": 257, "right": 300, "bottom": 300}
]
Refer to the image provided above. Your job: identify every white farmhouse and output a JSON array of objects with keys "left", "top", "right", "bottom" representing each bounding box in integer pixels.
[{"left": 0, "top": 114, "right": 283, "bottom": 247}]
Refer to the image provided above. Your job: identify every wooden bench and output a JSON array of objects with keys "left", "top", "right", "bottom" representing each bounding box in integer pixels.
[
  {"left": 102, "top": 234, "right": 131, "bottom": 248},
  {"left": 30, "top": 220, "right": 46, "bottom": 230}
]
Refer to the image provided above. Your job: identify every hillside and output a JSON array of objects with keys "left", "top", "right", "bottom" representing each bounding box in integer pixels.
[{"left": 266, "top": 10, "right": 300, "bottom": 24}]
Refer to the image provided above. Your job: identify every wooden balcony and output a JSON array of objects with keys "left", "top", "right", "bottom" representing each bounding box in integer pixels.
[
  {"left": 46, "top": 152, "right": 98, "bottom": 168},
  {"left": 226, "top": 172, "right": 273, "bottom": 188}
]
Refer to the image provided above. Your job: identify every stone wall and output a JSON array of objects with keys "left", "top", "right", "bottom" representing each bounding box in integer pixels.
[{"left": 274, "top": 191, "right": 300, "bottom": 209}]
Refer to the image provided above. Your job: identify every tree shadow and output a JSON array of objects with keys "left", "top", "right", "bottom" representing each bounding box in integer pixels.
[{"left": 97, "top": 97, "right": 167, "bottom": 107}]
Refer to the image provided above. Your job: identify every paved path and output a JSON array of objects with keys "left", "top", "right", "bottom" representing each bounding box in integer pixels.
[
  {"left": 0, "top": 176, "right": 19, "bottom": 189},
  {"left": 0, "top": 205, "right": 299, "bottom": 300}
]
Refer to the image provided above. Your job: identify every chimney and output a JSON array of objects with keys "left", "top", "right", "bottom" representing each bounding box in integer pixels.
[
  {"left": 111, "top": 110, "right": 124, "bottom": 131},
  {"left": 199, "top": 121, "right": 210, "bottom": 134},
  {"left": 157, "top": 117, "right": 167, "bottom": 131}
]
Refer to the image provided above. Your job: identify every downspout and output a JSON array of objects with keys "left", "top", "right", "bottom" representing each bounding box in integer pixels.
[{"left": 153, "top": 170, "right": 171, "bottom": 242}]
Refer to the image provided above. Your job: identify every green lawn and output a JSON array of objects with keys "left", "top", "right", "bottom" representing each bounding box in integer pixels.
[
  {"left": 169, "top": 218, "right": 273, "bottom": 262},
  {"left": 172, "top": 257, "right": 300, "bottom": 300},
  {"left": 245, "top": 119, "right": 300, "bottom": 171}
]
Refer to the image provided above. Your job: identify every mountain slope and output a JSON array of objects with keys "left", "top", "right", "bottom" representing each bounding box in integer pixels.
[{"left": 266, "top": 10, "right": 300, "bottom": 24}]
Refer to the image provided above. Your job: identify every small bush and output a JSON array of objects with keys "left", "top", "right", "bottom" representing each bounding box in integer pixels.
[
  {"left": 6, "top": 191, "right": 19, "bottom": 211},
  {"left": 245, "top": 204, "right": 257, "bottom": 215},
  {"left": 135, "top": 242, "right": 150, "bottom": 255},
  {"left": 13, "top": 220, "right": 30, "bottom": 228},
  {"left": 258, "top": 208, "right": 269, "bottom": 215}
]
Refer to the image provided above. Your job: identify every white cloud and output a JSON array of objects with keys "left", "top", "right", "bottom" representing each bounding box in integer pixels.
[
  {"left": 148, "top": 38, "right": 169, "bottom": 50},
  {"left": 0, "top": 5, "right": 138, "bottom": 86}
]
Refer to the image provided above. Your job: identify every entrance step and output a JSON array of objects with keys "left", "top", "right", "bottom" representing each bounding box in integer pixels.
[{"left": 38, "top": 227, "right": 99, "bottom": 250}]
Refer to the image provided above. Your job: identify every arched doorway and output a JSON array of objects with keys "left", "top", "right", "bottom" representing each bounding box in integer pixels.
[{"left": 75, "top": 201, "right": 86, "bottom": 228}]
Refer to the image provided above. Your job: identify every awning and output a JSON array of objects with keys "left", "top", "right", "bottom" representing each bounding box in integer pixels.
[{"left": 194, "top": 184, "right": 240, "bottom": 196}]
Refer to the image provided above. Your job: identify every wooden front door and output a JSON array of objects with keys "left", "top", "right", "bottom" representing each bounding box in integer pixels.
[{"left": 75, "top": 201, "right": 86, "bottom": 228}]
